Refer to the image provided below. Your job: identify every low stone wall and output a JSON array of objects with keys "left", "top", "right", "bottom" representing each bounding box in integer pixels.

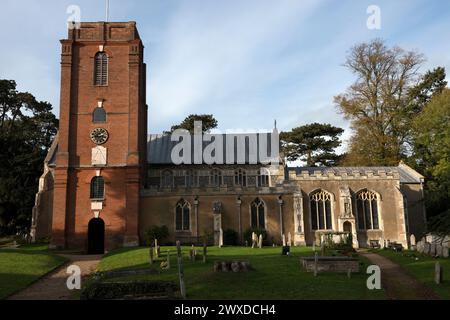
[{"left": 300, "top": 257, "right": 360, "bottom": 273}]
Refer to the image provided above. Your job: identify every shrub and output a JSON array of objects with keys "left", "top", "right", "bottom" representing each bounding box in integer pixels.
[
  {"left": 145, "top": 225, "right": 169, "bottom": 246},
  {"left": 223, "top": 229, "right": 239, "bottom": 246},
  {"left": 243, "top": 227, "right": 268, "bottom": 245}
]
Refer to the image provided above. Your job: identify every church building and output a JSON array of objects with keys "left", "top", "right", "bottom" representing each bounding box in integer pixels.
[{"left": 30, "top": 22, "right": 427, "bottom": 253}]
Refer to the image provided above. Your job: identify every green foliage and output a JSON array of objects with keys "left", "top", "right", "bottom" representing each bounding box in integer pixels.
[
  {"left": 243, "top": 227, "right": 267, "bottom": 245},
  {"left": 168, "top": 114, "right": 218, "bottom": 134},
  {"left": 144, "top": 225, "right": 169, "bottom": 245},
  {"left": 97, "top": 246, "right": 386, "bottom": 300},
  {"left": 280, "top": 123, "right": 344, "bottom": 166},
  {"left": 223, "top": 229, "right": 239, "bottom": 246},
  {"left": 412, "top": 88, "right": 450, "bottom": 218},
  {"left": 0, "top": 79, "right": 58, "bottom": 232}
]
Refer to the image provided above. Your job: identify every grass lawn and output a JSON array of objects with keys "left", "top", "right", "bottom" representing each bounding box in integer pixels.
[
  {"left": 374, "top": 249, "right": 450, "bottom": 300},
  {"left": 97, "top": 246, "right": 386, "bottom": 300},
  {"left": 0, "top": 244, "right": 67, "bottom": 299}
]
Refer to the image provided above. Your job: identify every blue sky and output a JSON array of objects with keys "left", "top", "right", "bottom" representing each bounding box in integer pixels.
[{"left": 1, "top": 0, "right": 449, "bottom": 148}]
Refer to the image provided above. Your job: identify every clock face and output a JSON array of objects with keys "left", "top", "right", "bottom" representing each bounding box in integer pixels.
[{"left": 90, "top": 128, "right": 109, "bottom": 145}]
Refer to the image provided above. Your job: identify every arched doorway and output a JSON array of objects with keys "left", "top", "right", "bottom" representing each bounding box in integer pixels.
[
  {"left": 88, "top": 218, "right": 105, "bottom": 254},
  {"left": 343, "top": 221, "right": 352, "bottom": 233}
]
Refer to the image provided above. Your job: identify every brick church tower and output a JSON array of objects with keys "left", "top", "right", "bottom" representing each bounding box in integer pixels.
[{"left": 50, "top": 22, "right": 147, "bottom": 252}]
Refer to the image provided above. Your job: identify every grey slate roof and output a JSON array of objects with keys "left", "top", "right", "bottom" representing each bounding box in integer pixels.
[
  {"left": 286, "top": 165, "right": 424, "bottom": 183},
  {"left": 147, "top": 133, "right": 279, "bottom": 165}
]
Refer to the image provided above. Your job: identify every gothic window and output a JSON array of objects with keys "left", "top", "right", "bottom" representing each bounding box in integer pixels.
[
  {"left": 175, "top": 199, "right": 190, "bottom": 231},
  {"left": 185, "top": 169, "right": 198, "bottom": 187},
  {"left": 161, "top": 170, "right": 173, "bottom": 188},
  {"left": 92, "top": 107, "right": 106, "bottom": 123},
  {"left": 210, "top": 169, "right": 222, "bottom": 187},
  {"left": 310, "top": 190, "right": 333, "bottom": 230},
  {"left": 258, "top": 168, "right": 270, "bottom": 187},
  {"left": 234, "top": 169, "right": 247, "bottom": 187},
  {"left": 251, "top": 198, "right": 265, "bottom": 229},
  {"left": 356, "top": 190, "right": 379, "bottom": 230},
  {"left": 94, "top": 52, "right": 108, "bottom": 86},
  {"left": 90, "top": 176, "right": 105, "bottom": 200}
]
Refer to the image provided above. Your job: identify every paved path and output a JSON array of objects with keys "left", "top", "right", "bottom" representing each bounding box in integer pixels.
[
  {"left": 361, "top": 252, "right": 440, "bottom": 300},
  {"left": 8, "top": 254, "right": 102, "bottom": 300}
]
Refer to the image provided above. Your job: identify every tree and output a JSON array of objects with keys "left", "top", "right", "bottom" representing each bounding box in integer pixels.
[
  {"left": 280, "top": 123, "right": 344, "bottom": 166},
  {"left": 406, "top": 67, "right": 447, "bottom": 168},
  {"left": 412, "top": 88, "right": 450, "bottom": 219},
  {"left": 0, "top": 80, "right": 58, "bottom": 233},
  {"left": 168, "top": 114, "right": 218, "bottom": 134},
  {"left": 334, "top": 39, "right": 425, "bottom": 165}
]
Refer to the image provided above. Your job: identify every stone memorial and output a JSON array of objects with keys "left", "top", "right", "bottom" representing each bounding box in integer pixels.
[
  {"left": 430, "top": 243, "right": 437, "bottom": 256},
  {"left": 436, "top": 244, "right": 443, "bottom": 257},
  {"left": 288, "top": 232, "right": 292, "bottom": 247},
  {"left": 410, "top": 234, "right": 416, "bottom": 250},
  {"left": 443, "top": 245, "right": 449, "bottom": 258},
  {"left": 424, "top": 242, "right": 431, "bottom": 255}
]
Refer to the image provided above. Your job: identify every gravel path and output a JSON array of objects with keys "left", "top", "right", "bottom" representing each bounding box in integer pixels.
[
  {"left": 361, "top": 252, "right": 440, "bottom": 300},
  {"left": 8, "top": 254, "right": 102, "bottom": 300}
]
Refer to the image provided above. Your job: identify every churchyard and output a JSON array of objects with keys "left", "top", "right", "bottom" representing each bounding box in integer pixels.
[
  {"left": 372, "top": 248, "right": 450, "bottom": 299},
  {"left": 87, "top": 245, "right": 386, "bottom": 300}
]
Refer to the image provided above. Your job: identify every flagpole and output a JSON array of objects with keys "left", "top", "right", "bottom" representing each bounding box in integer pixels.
[{"left": 106, "top": 0, "right": 110, "bottom": 22}]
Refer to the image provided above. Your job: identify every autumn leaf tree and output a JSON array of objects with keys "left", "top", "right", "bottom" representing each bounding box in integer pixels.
[{"left": 334, "top": 39, "right": 427, "bottom": 166}]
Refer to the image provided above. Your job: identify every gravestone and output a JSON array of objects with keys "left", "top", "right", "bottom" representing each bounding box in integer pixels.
[
  {"left": 424, "top": 242, "right": 431, "bottom": 255},
  {"left": 282, "top": 234, "right": 286, "bottom": 247},
  {"left": 154, "top": 239, "right": 159, "bottom": 257},
  {"left": 436, "top": 244, "right": 443, "bottom": 257},
  {"left": 435, "top": 262, "right": 443, "bottom": 284},
  {"left": 189, "top": 245, "right": 196, "bottom": 261},
  {"left": 166, "top": 250, "right": 171, "bottom": 269},
  {"left": 416, "top": 240, "right": 424, "bottom": 253},
  {"left": 288, "top": 232, "right": 292, "bottom": 247},
  {"left": 219, "top": 229, "right": 224, "bottom": 248},
  {"left": 443, "top": 245, "right": 449, "bottom": 258},
  {"left": 410, "top": 235, "right": 416, "bottom": 251},
  {"left": 203, "top": 243, "right": 207, "bottom": 263},
  {"left": 430, "top": 243, "right": 437, "bottom": 256},
  {"left": 176, "top": 241, "right": 186, "bottom": 299},
  {"left": 149, "top": 246, "right": 154, "bottom": 265},
  {"left": 258, "top": 234, "right": 263, "bottom": 249},
  {"left": 410, "top": 234, "right": 416, "bottom": 246}
]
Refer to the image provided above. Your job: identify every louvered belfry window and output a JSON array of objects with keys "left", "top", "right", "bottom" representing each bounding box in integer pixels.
[{"left": 94, "top": 52, "right": 108, "bottom": 86}]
